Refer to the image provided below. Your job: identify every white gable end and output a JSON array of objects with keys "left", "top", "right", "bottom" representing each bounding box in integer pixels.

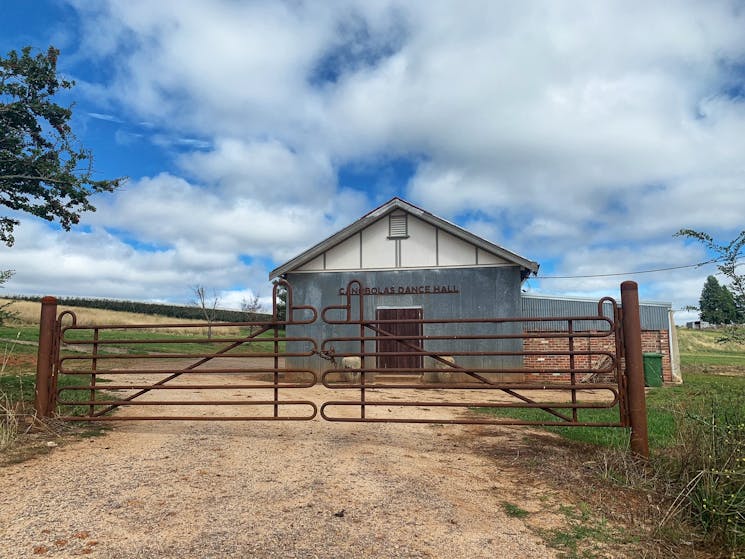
[
  {"left": 294, "top": 212, "right": 510, "bottom": 272},
  {"left": 270, "top": 197, "right": 539, "bottom": 278}
]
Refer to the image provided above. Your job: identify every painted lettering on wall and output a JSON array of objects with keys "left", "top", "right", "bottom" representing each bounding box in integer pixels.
[{"left": 337, "top": 285, "right": 460, "bottom": 296}]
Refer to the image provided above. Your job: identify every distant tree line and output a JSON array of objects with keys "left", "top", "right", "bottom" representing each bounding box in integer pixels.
[{"left": 6, "top": 295, "right": 271, "bottom": 323}]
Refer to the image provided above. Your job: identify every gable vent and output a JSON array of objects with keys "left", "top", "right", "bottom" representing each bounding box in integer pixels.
[{"left": 388, "top": 213, "right": 408, "bottom": 238}]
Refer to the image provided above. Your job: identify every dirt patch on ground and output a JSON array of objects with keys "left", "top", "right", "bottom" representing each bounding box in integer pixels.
[
  {"left": 1, "top": 359, "right": 648, "bottom": 558},
  {"left": 1, "top": 353, "right": 36, "bottom": 367},
  {"left": 692, "top": 365, "right": 745, "bottom": 377}
]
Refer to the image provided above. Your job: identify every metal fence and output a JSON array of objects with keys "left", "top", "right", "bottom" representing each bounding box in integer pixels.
[{"left": 34, "top": 279, "right": 650, "bottom": 457}]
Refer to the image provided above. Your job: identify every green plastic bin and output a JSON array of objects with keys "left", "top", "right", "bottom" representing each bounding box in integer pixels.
[{"left": 642, "top": 352, "right": 663, "bottom": 387}]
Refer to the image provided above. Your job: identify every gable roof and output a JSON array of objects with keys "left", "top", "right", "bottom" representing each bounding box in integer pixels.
[{"left": 269, "top": 197, "right": 539, "bottom": 279}]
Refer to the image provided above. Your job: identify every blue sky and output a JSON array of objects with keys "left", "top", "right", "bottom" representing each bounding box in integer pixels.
[{"left": 2, "top": 1, "right": 745, "bottom": 322}]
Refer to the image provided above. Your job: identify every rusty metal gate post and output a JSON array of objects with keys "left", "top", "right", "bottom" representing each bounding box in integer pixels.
[
  {"left": 34, "top": 296, "right": 58, "bottom": 419},
  {"left": 620, "top": 281, "right": 649, "bottom": 459}
]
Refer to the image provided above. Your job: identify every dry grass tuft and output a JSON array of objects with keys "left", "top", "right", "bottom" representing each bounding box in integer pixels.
[{"left": 0, "top": 393, "right": 20, "bottom": 451}]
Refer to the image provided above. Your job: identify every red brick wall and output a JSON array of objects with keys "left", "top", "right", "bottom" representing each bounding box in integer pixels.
[{"left": 523, "top": 329, "right": 672, "bottom": 383}]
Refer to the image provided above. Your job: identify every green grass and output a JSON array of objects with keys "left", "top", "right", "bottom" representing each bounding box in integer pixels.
[
  {"left": 0, "top": 371, "right": 102, "bottom": 408},
  {"left": 475, "top": 329, "right": 744, "bottom": 453},
  {"left": 664, "top": 387, "right": 745, "bottom": 550},
  {"left": 477, "top": 406, "right": 676, "bottom": 450},
  {"left": 543, "top": 503, "right": 620, "bottom": 559},
  {"left": 0, "top": 326, "right": 41, "bottom": 343},
  {"left": 2, "top": 372, "right": 125, "bottom": 419},
  {"left": 680, "top": 352, "right": 745, "bottom": 366},
  {"left": 502, "top": 501, "right": 530, "bottom": 519},
  {"left": 0, "top": 372, "right": 99, "bottom": 424},
  {"left": 477, "top": 372, "right": 743, "bottom": 450}
]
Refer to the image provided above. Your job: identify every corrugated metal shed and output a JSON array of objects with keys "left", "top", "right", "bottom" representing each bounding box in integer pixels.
[{"left": 521, "top": 295, "right": 671, "bottom": 331}]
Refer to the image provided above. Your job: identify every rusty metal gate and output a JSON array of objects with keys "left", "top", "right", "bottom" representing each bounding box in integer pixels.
[
  {"left": 35, "top": 281, "right": 319, "bottom": 422},
  {"left": 34, "top": 280, "right": 649, "bottom": 456}
]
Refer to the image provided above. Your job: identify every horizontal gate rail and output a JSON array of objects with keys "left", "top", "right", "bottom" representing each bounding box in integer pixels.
[
  {"left": 320, "top": 402, "right": 624, "bottom": 426},
  {"left": 319, "top": 280, "right": 627, "bottom": 426}
]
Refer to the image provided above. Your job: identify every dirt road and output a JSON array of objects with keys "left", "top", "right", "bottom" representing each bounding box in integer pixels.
[{"left": 0, "top": 372, "right": 575, "bottom": 558}]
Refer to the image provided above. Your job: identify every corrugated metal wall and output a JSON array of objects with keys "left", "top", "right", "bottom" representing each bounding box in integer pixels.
[
  {"left": 521, "top": 295, "right": 670, "bottom": 331},
  {"left": 286, "top": 267, "right": 524, "bottom": 372}
]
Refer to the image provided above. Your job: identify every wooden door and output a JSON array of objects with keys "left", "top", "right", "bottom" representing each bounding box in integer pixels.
[{"left": 376, "top": 308, "right": 423, "bottom": 370}]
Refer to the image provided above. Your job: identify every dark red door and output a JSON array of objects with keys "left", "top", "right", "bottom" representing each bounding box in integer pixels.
[{"left": 376, "top": 308, "right": 423, "bottom": 370}]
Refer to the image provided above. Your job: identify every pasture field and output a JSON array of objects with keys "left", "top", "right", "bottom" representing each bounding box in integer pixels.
[
  {"left": 677, "top": 326, "right": 745, "bottom": 369},
  {"left": 2, "top": 298, "right": 250, "bottom": 334}
]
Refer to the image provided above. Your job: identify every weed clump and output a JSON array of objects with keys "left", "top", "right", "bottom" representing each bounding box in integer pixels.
[
  {"left": 0, "top": 393, "right": 20, "bottom": 450},
  {"left": 1, "top": 333, "right": 24, "bottom": 450},
  {"left": 664, "top": 394, "right": 745, "bottom": 551}
]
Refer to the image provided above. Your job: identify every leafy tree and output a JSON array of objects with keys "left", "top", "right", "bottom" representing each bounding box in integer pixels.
[
  {"left": 1, "top": 46, "right": 123, "bottom": 247},
  {"left": 699, "top": 275, "right": 738, "bottom": 324},
  {"left": 677, "top": 229, "right": 745, "bottom": 339}
]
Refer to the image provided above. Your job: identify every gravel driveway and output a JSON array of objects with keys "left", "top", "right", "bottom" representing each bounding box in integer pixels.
[{"left": 0, "top": 370, "right": 564, "bottom": 558}]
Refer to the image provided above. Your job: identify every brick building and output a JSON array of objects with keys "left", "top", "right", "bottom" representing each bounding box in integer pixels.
[{"left": 521, "top": 295, "right": 678, "bottom": 384}]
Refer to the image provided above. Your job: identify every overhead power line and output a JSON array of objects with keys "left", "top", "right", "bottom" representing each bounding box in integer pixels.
[{"left": 535, "top": 258, "right": 721, "bottom": 280}]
